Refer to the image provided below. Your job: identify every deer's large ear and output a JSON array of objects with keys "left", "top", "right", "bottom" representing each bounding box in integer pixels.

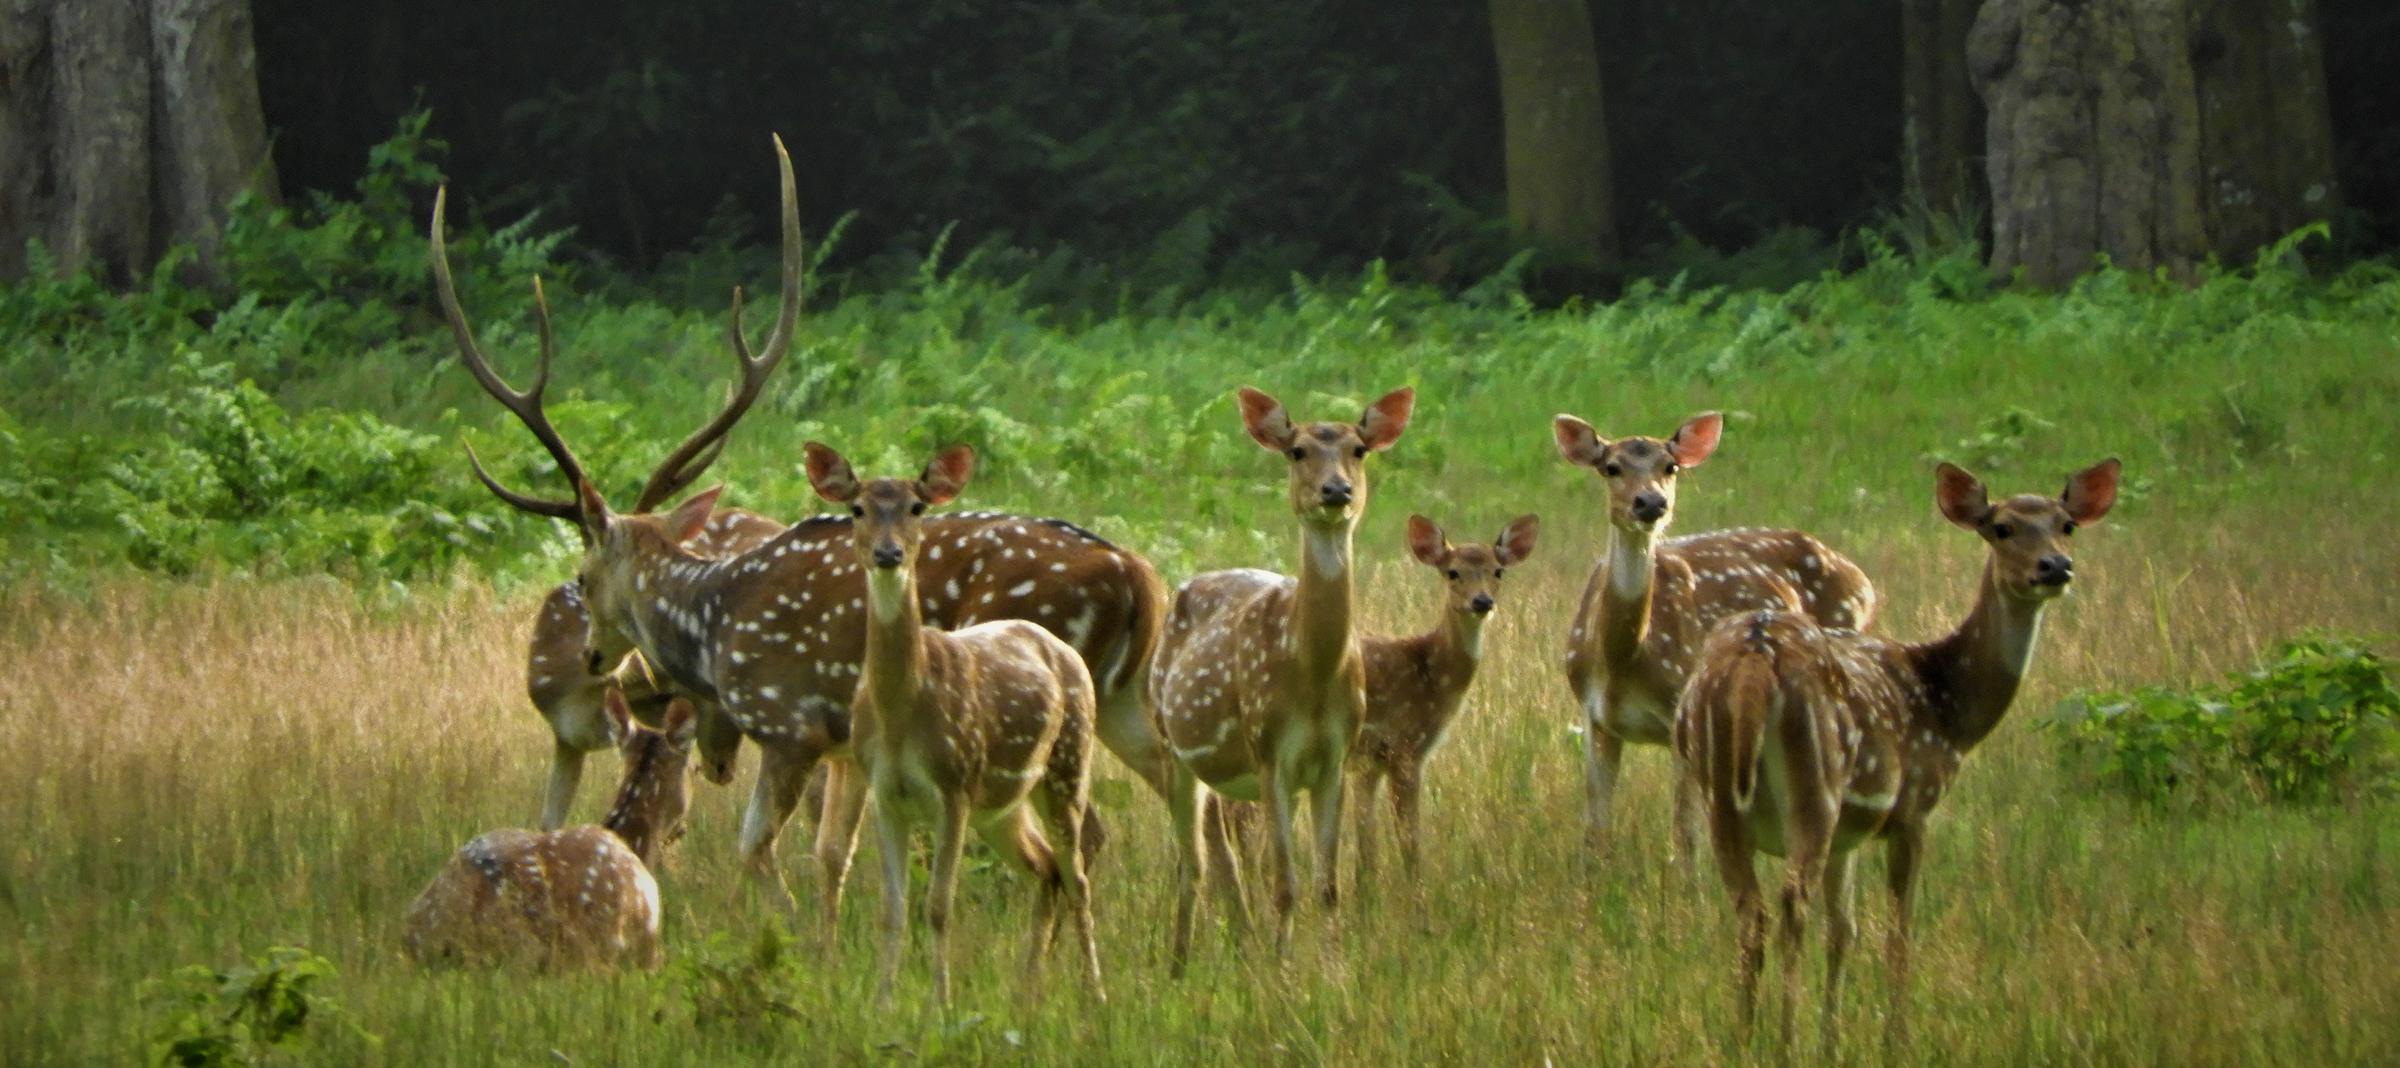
[
  {"left": 1359, "top": 386, "right": 1415, "bottom": 451},
  {"left": 803, "top": 442, "right": 861, "bottom": 503},
  {"left": 1668, "top": 412, "right": 1724, "bottom": 468},
  {"left": 919, "top": 445, "right": 974, "bottom": 505},
  {"left": 604, "top": 687, "right": 635, "bottom": 749},
  {"left": 1238, "top": 387, "right": 1297, "bottom": 452},
  {"left": 577, "top": 479, "right": 615, "bottom": 542},
  {"left": 1496, "top": 513, "right": 1541, "bottom": 566},
  {"left": 1405, "top": 514, "right": 1450, "bottom": 567},
  {"left": 2062, "top": 458, "right": 2121, "bottom": 525},
  {"left": 1554, "top": 415, "right": 1608, "bottom": 467},
  {"left": 664, "top": 485, "right": 723, "bottom": 542},
  {"left": 660, "top": 697, "right": 700, "bottom": 751},
  {"left": 1935, "top": 463, "right": 1992, "bottom": 530}
]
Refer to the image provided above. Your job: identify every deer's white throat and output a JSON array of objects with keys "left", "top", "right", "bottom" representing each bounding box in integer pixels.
[
  {"left": 1305, "top": 526, "right": 1351, "bottom": 580},
  {"left": 1608, "top": 525, "right": 1656, "bottom": 601},
  {"left": 866, "top": 566, "right": 909, "bottom": 623}
]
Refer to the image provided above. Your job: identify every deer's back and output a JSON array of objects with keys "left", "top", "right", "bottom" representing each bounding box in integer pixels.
[{"left": 402, "top": 826, "right": 662, "bottom": 971}]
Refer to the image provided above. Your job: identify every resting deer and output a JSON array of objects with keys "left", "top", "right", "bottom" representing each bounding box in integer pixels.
[
  {"left": 1557, "top": 411, "right": 1877, "bottom": 860},
  {"left": 1153, "top": 386, "right": 1413, "bottom": 972},
  {"left": 1675, "top": 458, "right": 2120, "bottom": 1054},
  {"left": 805, "top": 443, "right": 1103, "bottom": 1006},
  {"left": 1350, "top": 513, "right": 1539, "bottom": 877},
  {"left": 404, "top": 691, "right": 696, "bottom": 972},
  {"left": 438, "top": 137, "right": 1169, "bottom": 924}
]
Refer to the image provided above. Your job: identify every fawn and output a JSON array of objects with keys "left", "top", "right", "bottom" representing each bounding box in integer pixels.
[{"left": 404, "top": 690, "right": 697, "bottom": 972}]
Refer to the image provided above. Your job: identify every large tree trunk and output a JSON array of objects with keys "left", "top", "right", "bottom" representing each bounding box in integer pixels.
[
  {"left": 1489, "top": 0, "right": 1616, "bottom": 261},
  {"left": 1969, "top": 0, "right": 2210, "bottom": 288},
  {"left": 0, "top": 0, "right": 273, "bottom": 288},
  {"left": 2191, "top": 0, "right": 2341, "bottom": 264},
  {"left": 1902, "top": 0, "right": 1986, "bottom": 211}
]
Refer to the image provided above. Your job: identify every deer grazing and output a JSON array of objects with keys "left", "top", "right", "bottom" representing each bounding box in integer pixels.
[
  {"left": 1350, "top": 513, "right": 1539, "bottom": 877},
  {"left": 805, "top": 443, "right": 1103, "bottom": 1005},
  {"left": 1675, "top": 458, "right": 2120, "bottom": 1053},
  {"left": 404, "top": 690, "right": 697, "bottom": 971},
  {"left": 1557, "top": 411, "right": 1877, "bottom": 859},
  {"left": 1153, "top": 386, "right": 1414, "bottom": 972},
  {"left": 438, "top": 137, "right": 1171, "bottom": 924}
]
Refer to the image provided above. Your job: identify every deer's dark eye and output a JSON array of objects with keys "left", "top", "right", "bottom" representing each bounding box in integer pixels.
[
  {"left": 1353, "top": 446, "right": 1367, "bottom": 458},
  {"left": 1493, "top": 568, "right": 1505, "bottom": 579},
  {"left": 1446, "top": 569, "right": 1459, "bottom": 580},
  {"left": 1663, "top": 461, "right": 1679, "bottom": 475},
  {"left": 1992, "top": 522, "right": 2013, "bottom": 539},
  {"left": 850, "top": 505, "right": 864, "bottom": 517},
  {"left": 1289, "top": 446, "right": 1306, "bottom": 460},
  {"left": 911, "top": 502, "right": 926, "bottom": 516},
  {"left": 1603, "top": 463, "right": 1621, "bottom": 478},
  {"left": 2061, "top": 519, "right": 2078, "bottom": 535}
]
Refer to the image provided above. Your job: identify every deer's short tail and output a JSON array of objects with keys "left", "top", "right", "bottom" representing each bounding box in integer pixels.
[{"left": 1677, "top": 611, "right": 1789, "bottom": 814}]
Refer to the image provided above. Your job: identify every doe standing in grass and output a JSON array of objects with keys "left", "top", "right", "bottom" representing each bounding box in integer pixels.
[
  {"left": 403, "top": 690, "right": 696, "bottom": 972},
  {"left": 1350, "top": 513, "right": 1539, "bottom": 877},
  {"left": 1675, "top": 458, "right": 2119, "bottom": 1054},
  {"left": 804, "top": 442, "right": 1104, "bottom": 1007}
]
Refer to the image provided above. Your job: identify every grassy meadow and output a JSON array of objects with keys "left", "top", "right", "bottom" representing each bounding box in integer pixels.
[{"left": 4, "top": 243, "right": 2400, "bottom": 1064}]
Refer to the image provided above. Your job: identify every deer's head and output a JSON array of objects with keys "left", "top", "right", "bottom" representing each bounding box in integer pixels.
[
  {"left": 1406, "top": 513, "right": 1540, "bottom": 621},
  {"left": 1936, "top": 458, "right": 2121, "bottom": 601},
  {"left": 1239, "top": 386, "right": 1415, "bottom": 529},
  {"left": 803, "top": 443, "right": 974, "bottom": 622},
  {"left": 1554, "top": 411, "right": 1722, "bottom": 534},
  {"left": 601, "top": 689, "right": 699, "bottom": 867},
  {"left": 572, "top": 483, "right": 723, "bottom": 675}
]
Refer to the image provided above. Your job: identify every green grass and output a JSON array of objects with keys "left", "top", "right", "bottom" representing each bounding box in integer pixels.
[{"left": 3, "top": 230, "right": 2399, "bottom": 1063}]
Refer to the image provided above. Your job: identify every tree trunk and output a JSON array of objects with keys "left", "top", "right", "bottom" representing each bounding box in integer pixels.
[
  {"left": 0, "top": 0, "right": 273, "bottom": 287},
  {"left": 1969, "top": 0, "right": 2210, "bottom": 288},
  {"left": 2191, "top": 0, "right": 2340, "bottom": 264},
  {"left": 1489, "top": 0, "right": 1616, "bottom": 261},
  {"left": 1902, "top": 0, "right": 1985, "bottom": 211}
]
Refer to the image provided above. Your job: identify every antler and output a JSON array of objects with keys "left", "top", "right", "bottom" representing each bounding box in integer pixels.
[
  {"left": 432, "top": 186, "right": 587, "bottom": 521},
  {"left": 633, "top": 133, "right": 803, "bottom": 511}
]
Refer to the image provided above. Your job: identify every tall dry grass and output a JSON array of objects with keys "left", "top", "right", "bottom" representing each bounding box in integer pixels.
[{"left": 4, "top": 475, "right": 2395, "bottom": 1065}]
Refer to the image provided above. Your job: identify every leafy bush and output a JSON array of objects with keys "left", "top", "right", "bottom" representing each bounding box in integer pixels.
[
  {"left": 671, "top": 927, "right": 808, "bottom": 1037},
  {"left": 2048, "top": 635, "right": 2400, "bottom": 805},
  {"left": 140, "top": 946, "right": 375, "bottom": 1067}
]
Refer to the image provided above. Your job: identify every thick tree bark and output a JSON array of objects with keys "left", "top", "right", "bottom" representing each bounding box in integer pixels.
[
  {"left": 1489, "top": 0, "right": 1616, "bottom": 261},
  {"left": 2192, "top": 0, "right": 2341, "bottom": 263},
  {"left": 1902, "top": 0, "right": 1985, "bottom": 211},
  {"left": 1969, "top": 0, "right": 2210, "bottom": 288},
  {"left": 0, "top": 0, "right": 273, "bottom": 287}
]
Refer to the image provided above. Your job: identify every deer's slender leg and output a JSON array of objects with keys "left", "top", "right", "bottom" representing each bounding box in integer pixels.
[
  {"left": 1821, "top": 851, "right": 1859, "bottom": 1060},
  {"left": 1583, "top": 720, "right": 1624, "bottom": 851},
  {"left": 812, "top": 759, "right": 870, "bottom": 940},
  {"left": 873, "top": 801, "right": 911, "bottom": 1007},
  {"left": 740, "top": 744, "right": 814, "bottom": 912},
  {"left": 1351, "top": 769, "right": 1385, "bottom": 882},
  {"left": 1262, "top": 761, "right": 1301, "bottom": 958},
  {"left": 925, "top": 795, "right": 971, "bottom": 1008},
  {"left": 1168, "top": 763, "right": 1207, "bottom": 978},
  {"left": 1884, "top": 826, "right": 1924, "bottom": 1056},
  {"left": 1390, "top": 764, "right": 1425, "bottom": 878}
]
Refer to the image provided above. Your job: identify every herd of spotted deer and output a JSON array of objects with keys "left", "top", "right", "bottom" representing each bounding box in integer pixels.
[{"left": 399, "top": 141, "right": 2122, "bottom": 1047}]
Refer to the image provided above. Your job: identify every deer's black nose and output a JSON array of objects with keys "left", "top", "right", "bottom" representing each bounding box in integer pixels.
[
  {"left": 1469, "top": 593, "right": 1495, "bottom": 614},
  {"left": 2034, "top": 554, "right": 2074, "bottom": 586},
  {"left": 586, "top": 649, "right": 608, "bottom": 675},
  {"left": 873, "top": 544, "right": 905, "bottom": 569},
  {"left": 1320, "top": 481, "right": 1353, "bottom": 507},
  {"left": 1631, "top": 492, "right": 1668, "bottom": 523}
]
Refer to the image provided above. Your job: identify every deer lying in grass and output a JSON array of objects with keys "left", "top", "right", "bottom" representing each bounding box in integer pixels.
[
  {"left": 1350, "top": 513, "right": 1539, "bottom": 877},
  {"left": 805, "top": 443, "right": 1103, "bottom": 1006},
  {"left": 439, "top": 138, "right": 1168, "bottom": 926},
  {"left": 404, "top": 691, "right": 697, "bottom": 972},
  {"left": 1675, "top": 458, "right": 2120, "bottom": 1054},
  {"left": 1557, "top": 411, "right": 1877, "bottom": 861},
  {"left": 1153, "top": 386, "right": 1414, "bottom": 972}
]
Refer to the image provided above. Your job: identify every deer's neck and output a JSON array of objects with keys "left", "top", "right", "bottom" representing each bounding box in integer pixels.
[
  {"left": 623, "top": 542, "right": 738, "bottom": 701},
  {"left": 599, "top": 746, "right": 678, "bottom": 867},
  {"left": 1429, "top": 608, "right": 1487, "bottom": 684},
  {"left": 1599, "top": 523, "right": 1659, "bottom": 666},
  {"left": 860, "top": 563, "right": 931, "bottom": 733},
  {"left": 1291, "top": 523, "right": 1358, "bottom": 678},
  {"left": 1911, "top": 560, "right": 2048, "bottom": 751}
]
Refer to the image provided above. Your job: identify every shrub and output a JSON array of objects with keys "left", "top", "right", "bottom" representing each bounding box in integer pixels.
[
  {"left": 2048, "top": 634, "right": 2400, "bottom": 805},
  {"left": 139, "top": 946, "right": 374, "bottom": 1067}
]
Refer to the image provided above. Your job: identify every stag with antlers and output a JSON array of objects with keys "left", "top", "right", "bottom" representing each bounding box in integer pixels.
[{"left": 1675, "top": 458, "right": 2120, "bottom": 1054}]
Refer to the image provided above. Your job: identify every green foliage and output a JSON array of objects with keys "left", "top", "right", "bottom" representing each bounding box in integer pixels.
[
  {"left": 2049, "top": 635, "right": 2400, "bottom": 805},
  {"left": 139, "top": 946, "right": 374, "bottom": 1067},
  {"left": 670, "top": 927, "right": 808, "bottom": 1036}
]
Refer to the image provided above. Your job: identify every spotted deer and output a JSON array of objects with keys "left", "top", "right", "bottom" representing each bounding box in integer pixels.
[
  {"left": 404, "top": 690, "right": 697, "bottom": 972},
  {"left": 1350, "top": 513, "right": 1539, "bottom": 878},
  {"left": 1674, "top": 459, "right": 2120, "bottom": 1054},
  {"left": 1557, "top": 411, "right": 1877, "bottom": 859},
  {"left": 527, "top": 506, "right": 785, "bottom": 830},
  {"left": 805, "top": 443, "right": 1103, "bottom": 1006},
  {"left": 1153, "top": 386, "right": 1414, "bottom": 972},
  {"left": 438, "top": 138, "right": 1170, "bottom": 924}
]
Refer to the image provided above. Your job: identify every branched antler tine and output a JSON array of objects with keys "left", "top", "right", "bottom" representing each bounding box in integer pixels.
[
  {"left": 633, "top": 135, "right": 802, "bottom": 511},
  {"left": 431, "top": 186, "right": 587, "bottom": 515}
]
